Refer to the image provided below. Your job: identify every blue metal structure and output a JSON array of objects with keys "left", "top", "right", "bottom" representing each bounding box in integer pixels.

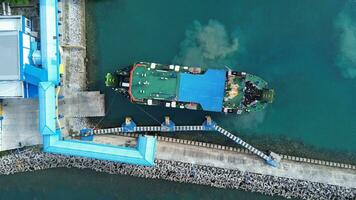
[
  {"left": 93, "top": 117, "right": 279, "bottom": 167},
  {"left": 0, "top": 100, "right": 3, "bottom": 133},
  {"left": 39, "top": 0, "right": 60, "bottom": 85},
  {"left": 178, "top": 69, "right": 226, "bottom": 112},
  {"left": 31, "top": 0, "right": 157, "bottom": 166},
  {"left": 79, "top": 128, "right": 94, "bottom": 141},
  {"left": 0, "top": 15, "right": 41, "bottom": 98},
  {"left": 161, "top": 117, "right": 175, "bottom": 132},
  {"left": 38, "top": 82, "right": 57, "bottom": 135},
  {"left": 121, "top": 118, "right": 137, "bottom": 132},
  {"left": 43, "top": 134, "right": 156, "bottom": 166}
]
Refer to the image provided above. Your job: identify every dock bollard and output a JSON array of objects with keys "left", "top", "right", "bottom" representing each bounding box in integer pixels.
[
  {"left": 202, "top": 116, "right": 216, "bottom": 130},
  {"left": 161, "top": 116, "right": 175, "bottom": 132},
  {"left": 121, "top": 117, "right": 136, "bottom": 132}
]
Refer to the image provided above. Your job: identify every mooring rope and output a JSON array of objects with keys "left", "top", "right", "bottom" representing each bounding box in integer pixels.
[
  {"left": 133, "top": 104, "right": 161, "bottom": 124},
  {"left": 93, "top": 92, "right": 118, "bottom": 129}
]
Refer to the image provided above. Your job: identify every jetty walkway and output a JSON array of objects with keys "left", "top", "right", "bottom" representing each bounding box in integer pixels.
[
  {"left": 82, "top": 116, "right": 279, "bottom": 167},
  {"left": 93, "top": 133, "right": 356, "bottom": 189}
]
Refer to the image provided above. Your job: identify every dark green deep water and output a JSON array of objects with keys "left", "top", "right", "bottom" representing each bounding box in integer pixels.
[
  {"left": 1, "top": 1, "right": 355, "bottom": 200},
  {"left": 0, "top": 168, "right": 290, "bottom": 200}
]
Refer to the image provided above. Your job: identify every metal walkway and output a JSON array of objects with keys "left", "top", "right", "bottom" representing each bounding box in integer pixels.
[
  {"left": 213, "top": 124, "right": 270, "bottom": 161},
  {"left": 80, "top": 116, "right": 279, "bottom": 167},
  {"left": 94, "top": 126, "right": 206, "bottom": 134}
]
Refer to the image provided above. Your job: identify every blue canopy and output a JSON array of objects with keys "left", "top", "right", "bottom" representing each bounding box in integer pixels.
[{"left": 178, "top": 69, "right": 226, "bottom": 112}]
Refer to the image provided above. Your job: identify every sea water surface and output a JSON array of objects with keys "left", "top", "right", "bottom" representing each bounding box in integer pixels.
[
  {"left": 3, "top": 1, "right": 354, "bottom": 200},
  {"left": 86, "top": 0, "right": 356, "bottom": 158},
  {"left": 86, "top": 0, "right": 356, "bottom": 199},
  {"left": 0, "top": 168, "right": 290, "bottom": 200}
]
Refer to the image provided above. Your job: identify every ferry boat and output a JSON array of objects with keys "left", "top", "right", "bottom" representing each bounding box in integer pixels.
[{"left": 105, "top": 62, "right": 274, "bottom": 114}]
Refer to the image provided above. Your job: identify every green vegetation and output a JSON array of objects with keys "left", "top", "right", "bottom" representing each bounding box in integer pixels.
[{"left": 2, "top": 0, "right": 30, "bottom": 5}]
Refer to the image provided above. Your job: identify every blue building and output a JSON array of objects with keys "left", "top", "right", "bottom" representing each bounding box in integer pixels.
[
  {"left": 0, "top": 1, "right": 157, "bottom": 166},
  {"left": 0, "top": 15, "right": 40, "bottom": 98}
]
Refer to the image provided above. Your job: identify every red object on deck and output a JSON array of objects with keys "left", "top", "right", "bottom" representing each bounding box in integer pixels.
[{"left": 128, "top": 65, "right": 136, "bottom": 102}]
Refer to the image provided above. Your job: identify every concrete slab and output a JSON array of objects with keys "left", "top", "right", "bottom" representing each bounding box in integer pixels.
[
  {"left": 1, "top": 99, "right": 42, "bottom": 151},
  {"left": 85, "top": 134, "right": 356, "bottom": 188},
  {"left": 64, "top": 91, "right": 105, "bottom": 117},
  {"left": 156, "top": 140, "right": 356, "bottom": 188},
  {"left": 93, "top": 135, "right": 136, "bottom": 147}
]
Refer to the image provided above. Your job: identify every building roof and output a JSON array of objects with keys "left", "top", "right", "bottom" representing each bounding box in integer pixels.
[
  {"left": 0, "top": 15, "right": 25, "bottom": 32},
  {"left": 38, "top": 82, "right": 56, "bottom": 135},
  {"left": 0, "top": 81, "right": 24, "bottom": 97},
  {"left": 178, "top": 69, "right": 226, "bottom": 112}
]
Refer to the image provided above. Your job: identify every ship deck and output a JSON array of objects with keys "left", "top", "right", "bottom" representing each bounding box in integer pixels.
[
  {"left": 246, "top": 74, "right": 268, "bottom": 89},
  {"left": 223, "top": 73, "right": 270, "bottom": 110},
  {"left": 130, "top": 65, "right": 179, "bottom": 101},
  {"left": 223, "top": 76, "right": 245, "bottom": 109},
  {"left": 130, "top": 63, "right": 227, "bottom": 112}
]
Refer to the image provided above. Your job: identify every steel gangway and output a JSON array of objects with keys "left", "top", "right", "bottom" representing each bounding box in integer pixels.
[
  {"left": 80, "top": 116, "right": 279, "bottom": 167},
  {"left": 94, "top": 125, "right": 206, "bottom": 134}
]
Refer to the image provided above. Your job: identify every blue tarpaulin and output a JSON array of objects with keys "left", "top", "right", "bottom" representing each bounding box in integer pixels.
[{"left": 178, "top": 69, "right": 226, "bottom": 112}]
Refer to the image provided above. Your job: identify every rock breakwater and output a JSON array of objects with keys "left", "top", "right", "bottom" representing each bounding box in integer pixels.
[{"left": 0, "top": 148, "right": 354, "bottom": 200}]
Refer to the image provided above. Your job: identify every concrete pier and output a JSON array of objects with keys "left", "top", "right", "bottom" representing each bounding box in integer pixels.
[
  {"left": 156, "top": 139, "right": 356, "bottom": 188},
  {"left": 64, "top": 91, "right": 105, "bottom": 117},
  {"left": 0, "top": 99, "right": 42, "bottom": 151},
  {"left": 93, "top": 134, "right": 356, "bottom": 189},
  {"left": 59, "top": 0, "right": 105, "bottom": 133}
]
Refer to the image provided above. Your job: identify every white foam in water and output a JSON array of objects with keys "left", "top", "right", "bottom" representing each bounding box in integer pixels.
[
  {"left": 335, "top": 5, "right": 356, "bottom": 79},
  {"left": 173, "top": 19, "right": 239, "bottom": 67}
]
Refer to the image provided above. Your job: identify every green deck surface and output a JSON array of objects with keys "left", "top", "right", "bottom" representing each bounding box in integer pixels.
[
  {"left": 246, "top": 74, "right": 268, "bottom": 89},
  {"left": 131, "top": 66, "right": 179, "bottom": 100}
]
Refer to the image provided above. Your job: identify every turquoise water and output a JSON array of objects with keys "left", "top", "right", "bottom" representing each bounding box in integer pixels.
[
  {"left": 71, "top": 0, "right": 356, "bottom": 199},
  {"left": 0, "top": 168, "right": 289, "bottom": 200},
  {"left": 86, "top": 0, "right": 356, "bottom": 158},
  {"left": 2, "top": 1, "right": 355, "bottom": 200}
]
